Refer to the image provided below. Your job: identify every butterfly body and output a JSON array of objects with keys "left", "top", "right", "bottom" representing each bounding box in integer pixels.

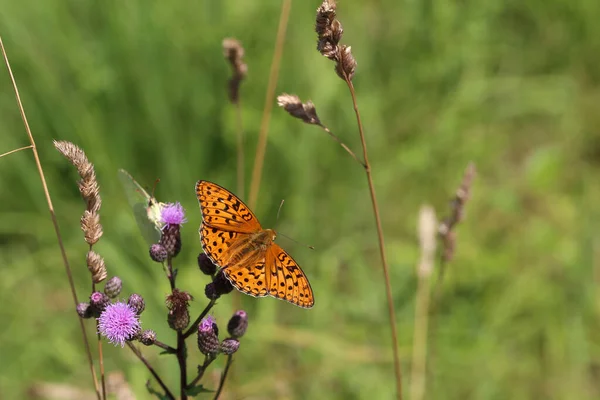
[{"left": 196, "top": 181, "right": 314, "bottom": 308}]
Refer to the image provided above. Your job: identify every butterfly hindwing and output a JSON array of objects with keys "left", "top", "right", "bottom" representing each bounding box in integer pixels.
[
  {"left": 222, "top": 256, "right": 269, "bottom": 298},
  {"left": 196, "top": 181, "right": 261, "bottom": 233},
  {"left": 200, "top": 223, "right": 246, "bottom": 267}
]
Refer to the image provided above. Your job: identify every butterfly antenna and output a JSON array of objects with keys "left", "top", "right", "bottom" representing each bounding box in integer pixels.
[
  {"left": 276, "top": 199, "right": 285, "bottom": 221},
  {"left": 151, "top": 178, "right": 161, "bottom": 198},
  {"left": 279, "top": 233, "right": 315, "bottom": 250}
]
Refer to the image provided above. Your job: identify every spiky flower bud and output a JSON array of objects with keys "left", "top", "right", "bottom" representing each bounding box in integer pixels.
[
  {"left": 159, "top": 202, "right": 187, "bottom": 258},
  {"left": 160, "top": 224, "right": 182, "bottom": 258},
  {"left": 220, "top": 338, "right": 240, "bottom": 355},
  {"left": 166, "top": 289, "right": 193, "bottom": 331},
  {"left": 104, "top": 276, "right": 122, "bottom": 298},
  {"left": 150, "top": 244, "right": 168, "bottom": 263},
  {"left": 127, "top": 293, "right": 145, "bottom": 315},
  {"left": 90, "top": 291, "right": 110, "bottom": 314},
  {"left": 227, "top": 310, "right": 248, "bottom": 339},
  {"left": 76, "top": 302, "right": 93, "bottom": 319},
  {"left": 205, "top": 271, "right": 234, "bottom": 300},
  {"left": 139, "top": 329, "right": 157, "bottom": 346},
  {"left": 197, "top": 316, "right": 219, "bottom": 356},
  {"left": 198, "top": 253, "right": 217, "bottom": 276}
]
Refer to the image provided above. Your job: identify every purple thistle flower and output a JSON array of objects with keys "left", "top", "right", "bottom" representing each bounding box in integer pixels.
[
  {"left": 161, "top": 202, "right": 187, "bottom": 226},
  {"left": 98, "top": 302, "right": 141, "bottom": 347}
]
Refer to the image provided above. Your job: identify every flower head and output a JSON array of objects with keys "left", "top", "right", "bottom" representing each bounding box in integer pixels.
[
  {"left": 98, "top": 302, "right": 141, "bottom": 347},
  {"left": 220, "top": 338, "right": 240, "bottom": 355},
  {"left": 161, "top": 202, "right": 187, "bottom": 226}
]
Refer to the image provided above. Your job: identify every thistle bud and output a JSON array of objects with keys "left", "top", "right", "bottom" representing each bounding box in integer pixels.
[
  {"left": 166, "top": 289, "right": 193, "bottom": 331},
  {"left": 104, "top": 276, "right": 122, "bottom": 298},
  {"left": 205, "top": 271, "right": 235, "bottom": 300},
  {"left": 90, "top": 291, "right": 110, "bottom": 314},
  {"left": 197, "top": 316, "right": 219, "bottom": 356},
  {"left": 127, "top": 293, "right": 146, "bottom": 315},
  {"left": 227, "top": 310, "right": 248, "bottom": 339},
  {"left": 160, "top": 225, "right": 181, "bottom": 258},
  {"left": 76, "top": 302, "right": 93, "bottom": 319},
  {"left": 139, "top": 329, "right": 157, "bottom": 346},
  {"left": 220, "top": 338, "right": 240, "bottom": 355},
  {"left": 198, "top": 253, "right": 217, "bottom": 276},
  {"left": 150, "top": 244, "right": 168, "bottom": 263}
]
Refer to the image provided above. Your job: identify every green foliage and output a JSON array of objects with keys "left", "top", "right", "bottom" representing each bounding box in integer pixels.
[{"left": 1, "top": 0, "right": 599, "bottom": 399}]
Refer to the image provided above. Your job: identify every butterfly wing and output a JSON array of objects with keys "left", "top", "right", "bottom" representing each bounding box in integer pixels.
[
  {"left": 222, "top": 252, "right": 270, "bottom": 298},
  {"left": 266, "top": 244, "right": 314, "bottom": 308},
  {"left": 196, "top": 180, "right": 262, "bottom": 233},
  {"left": 118, "top": 169, "right": 165, "bottom": 245}
]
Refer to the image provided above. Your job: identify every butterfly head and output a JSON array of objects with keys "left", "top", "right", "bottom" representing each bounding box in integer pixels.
[{"left": 264, "top": 228, "right": 277, "bottom": 242}]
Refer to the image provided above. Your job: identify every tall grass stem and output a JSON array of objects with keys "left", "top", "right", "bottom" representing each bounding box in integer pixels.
[
  {"left": 0, "top": 36, "right": 101, "bottom": 400},
  {"left": 248, "top": 0, "right": 291, "bottom": 209}
]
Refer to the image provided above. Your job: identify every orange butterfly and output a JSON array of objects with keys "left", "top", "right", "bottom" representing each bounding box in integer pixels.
[{"left": 196, "top": 181, "right": 314, "bottom": 308}]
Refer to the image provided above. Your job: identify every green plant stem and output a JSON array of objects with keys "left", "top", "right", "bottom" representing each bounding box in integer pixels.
[
  {"left": 127, "top": 342, "right": 175, "bottom": 400},
  {"left": 0, "top": 37, "right": 101, "bottom": 400},
  {"left": 186, "top": 355, "right": 216, "bottom": 389},
  {"left": 248, "top": 0, "right": 291, "bottom": 209},
  {"left": 153, "top": 340, "right": 177, "bottom": 354},
  {"left": 345, "top": 76, "right": 403, "bottom": 400},
  {"left": 177, "top": 331, "right": 187, "bottom": 400},
  {"left": 213, "top": 355, "right": 234, "bottom": 400}
]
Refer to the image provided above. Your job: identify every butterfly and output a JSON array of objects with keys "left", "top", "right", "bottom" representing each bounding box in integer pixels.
[
  {"left": 196, "top": 181, "right": 314, "bottom": 308},
  {"left": 119, "top": 169, "right": 166, "bottom": 246}
]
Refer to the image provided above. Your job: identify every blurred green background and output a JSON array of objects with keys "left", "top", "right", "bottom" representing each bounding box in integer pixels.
[{"left": 1, "top": 0, "right": 600, "bottom": 399}]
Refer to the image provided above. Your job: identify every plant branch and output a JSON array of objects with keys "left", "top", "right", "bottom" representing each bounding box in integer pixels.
[
  {"left": 213, "top": 355, "right": 234, "bottom": 400},
  {"left": 153, "top": 340, "right": 177, "bottom": 354},
  {"left": 186, "top": 355, "right": 216, "bottom": 389},
  {"left": 0, "top": 145, "right": 33, "bottom": 159},
  {"left": 345, "top": 76, "right": 403, "bottom": 399},
  {"left": 127, "top": 342, "right": 175, "bottom": 400},
  {"left": 317, "top": 124, "right": 365, "bottom": 167},
  {"left": 0, "top": 36, "right": 101, "bottom": 400},
  {"left": 183, "top": 299, "right": 217, "bottom": 339},
  {"left": 248, "top": 0, "right": 291, "bottom": 209}
]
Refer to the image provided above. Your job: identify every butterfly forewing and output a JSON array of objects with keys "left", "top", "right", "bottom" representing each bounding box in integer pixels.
[
  {"left": 196, "top": 180, "right": 314, "bottom": 308},
  {"left": 267, "top": 245, "right": 314, "bottom": 308},
  {"left": 119, "top": 169, "right": 165, "bottom": 245},
  {"left": 196, "top": 181, "right": 261, "bottom": 233}
]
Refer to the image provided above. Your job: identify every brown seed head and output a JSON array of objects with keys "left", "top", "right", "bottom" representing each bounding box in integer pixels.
[
  {"left": 86, "top": 250, "right": 107, "bottom": 284},
  {"left": 54, "top": 140, "right": 102, "bottom": 214},
  {"left": 315, "top": 0, "right": 337, "bottom": 38},
  {"left": 277, "top": 93, "right": 322, "bottom": 126},
  {"left": 439, "top": 162, "right": 476, "bottom": 262},
  {"left": 222, "top": 38, "right": 247, "bottom": 104},
  {"left": 81, "top": 210, "right": 103, "bottom": 245},
  {"left": 335, "top": 45, "right": 357, "bottom": 81}
]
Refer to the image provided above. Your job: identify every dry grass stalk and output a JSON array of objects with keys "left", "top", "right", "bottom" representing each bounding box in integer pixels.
[
  {"left": 87, "top": 250, "right": 107, "bottom": 284},
  {"left": 410, "top": 206, "right": 437, "bottom": 400},
  {"left": 0, "top": 37, "right": 101, "bottom": 399},
  {"left": 277, "top": 2, "right": 401, "bottom": 398}
]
